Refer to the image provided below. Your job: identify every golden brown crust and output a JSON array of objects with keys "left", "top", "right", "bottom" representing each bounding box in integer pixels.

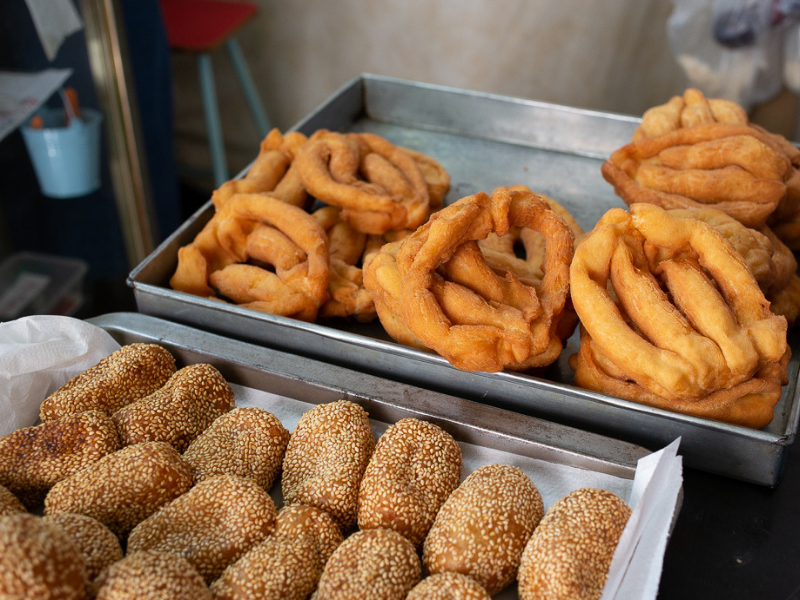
[
  {"left": 422, "top": 464, "right": 544, "bottom": 596},
  {"left": 42, "top": 513, "right": 123, "bottom": 582},
  {"left": 0, "top": 484, "right": 25, "bottom": 517},
  {"left": 39, "top": 344, "right": 176, "bottom": 422},
  {"left": 93, "top": 551, "right": 212, "bottom": 600},
  {"left": 274, "top": 505, "right": 344, "bottom": 568},
  {"left": 406, "top": 573, "right": 491, "bottom": 600},
  {"left": 357, "top": 418, "right": 462, "bottom": 549}
]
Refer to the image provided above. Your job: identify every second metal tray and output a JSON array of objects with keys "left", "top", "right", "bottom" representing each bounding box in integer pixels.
[{"left": 128, "top": 74, "right": 800, "bottom": 486}]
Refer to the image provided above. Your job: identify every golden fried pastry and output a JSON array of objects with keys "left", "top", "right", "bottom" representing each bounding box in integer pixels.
[
  {"left": 93, "top": 551, "right": 212, "bottom": 600},
  {"left": 399, "top": 145, "right": 451, "bottom": 211},
  {"left": 0, "top": 484, "right": 25, "bottom": 517},
  {"left": 406, "top": 573, "right": 491, "bottom": 600},
  {"left": 0, "top": 513, "right": 87, "bottom": 600},
  {"left": 127, "top": 474, "right": 276, "bottom": 584},
  {"left": 112, "top": 363, "right": 235, "bottom": 452},
  {"left": 357, "top": 418, "right": 462, "bottom": 549},
  {"left": 274, "top": 504, "right": 344, "bottom": 567},
  {"left": 43, "top": 513, "right": 123, "bottom": 582},
  {"left": 366, "top": 186, "right": 574, "bottom": 372},
  {"left": 569, "top": 203, "right": 789, "bottom": 428},
  {"left": 44, "top": 441, "right": 194, "bottom": 539},
  {"left": 183, "top": 406, "right": 290, "bottom": 490},
  {"left": 295, "top": 130, "right": 431, "bottom": 234},
  {"left": 602, "top": 123, "right": 794, "bottom": 229},
  {"left": 422, "top": 464, "right": 544, "bottom": 596},
  {"left": 312, "top": 528, "right": 421, "bottom": 600},
  {"left": 0, "top": 410, "right": 120, "bottom": 507},
  {"left": 517, "top": 488, "right": 631, "bottom": 600},
  {"left": 210, "top": 535, "right": 322, "bottom": 600},
  {"left": 312, "top": 205, "right": 376, "bottom": 321},
  {"left": 39, "top": 343, "right": 176, "bottom": 422},
  {"left": 281, "top": 400, "right": 375, "bottom": 532},
  {"left": 768, "top": 273, "right": 800, "bottom": 328}
]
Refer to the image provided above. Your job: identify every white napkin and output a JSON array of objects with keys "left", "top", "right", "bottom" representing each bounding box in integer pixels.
[
  {"left": 23, "top": 0, "right": 84, "bottom": 62},
  {"left": 0, "top": 315, "right": 120, "bottom": 436}
]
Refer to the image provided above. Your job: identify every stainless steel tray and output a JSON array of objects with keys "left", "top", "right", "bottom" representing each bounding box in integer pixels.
[{"left": 128, "top": 73, "right": 800, "bottom": 486}]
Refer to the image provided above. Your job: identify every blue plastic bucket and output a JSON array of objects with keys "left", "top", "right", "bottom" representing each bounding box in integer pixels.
[{"left": 21, "top": 107, "right": 103, "bottom": 199}]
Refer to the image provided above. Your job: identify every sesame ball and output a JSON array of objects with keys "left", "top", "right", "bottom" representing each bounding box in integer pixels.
[
  {"left": 183, "top": 406, "right": 290, "bottom": 489},
  {"left": 312, "top": 528, "right": 421, "bottom": 600},
  {"left": 282, "top": 400, "right": 375, "bottom": 532},
  {"left": 0, "top": 484, "right": 26, "bottom": 517},
  {"left": 517, "top": 488, "right": 631, "bottom": 600},
  {"left": 0, "top": 410, "right": 120, "bottom": 507},
  {"left": 42, "top": 513, "right": 123, "bottom": 582},
  {"left": 0, "top": 513, "right": 87, "bottom": 600},
  {"left": 406, "top": 572, "right": 491, "bottom": 600},
  {"left": 39, "top": 344, "right": 176, "bottom": 422},
  {"left": 358, "top": 418, "right": 462, "bottom": 549},
  {"left": 93, "top": 551, "right": 211, "bottom": 600},
  {"left": 274, "top": 504, "right": 344, "bottom": 568},
  {"left": 127, "top": 474, "right": 276, "bottom": 584},
  {"left": 210, "top": 535, "right": 322, "bottom": 600},
  {"left": 422, "top": 464, "right": 544, "bottom": 595},
  {"left": 44, "top": 441, "right": 194, "bottom": 539},
  {"left": 113, "top": 363, "right": 235, "bottom": 452}
]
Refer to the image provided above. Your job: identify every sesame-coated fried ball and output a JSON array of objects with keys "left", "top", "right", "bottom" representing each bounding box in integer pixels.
[
  {"left": 39, "top": 343, "right": 176, "bottom": 422},
  {"left": 311, "top": 528, "right": 420, "bottom": 600},
  {"left": 0, "top": 410, "right": 120, "bottom": 507},
  {"left": 210, "top": 535, "right": 322, "bottom": 600},
  {"left": 423, "top": 464, "right": 544, "bottom": 595},
  {"left": 43, "top": 513, "right": 123, "bottom": 582},
  {"left": 406, "top": 572, "right": 491, "bottom": 600},
  {"left": 0, "top": 513, "right": 87, "bottom": 600},
  {"left": 274, "top": 504, "right": 344, "bottom": 568},
  {"left": 113, "top": 364, "right": 235, "bottom": 452},
  {"left": 93, "top": 551, "right": 212, "bottom": 600},
  {"left": 282, "top": 400, "right": 375, "bottom": 532},
  {"left": 0, "top": 484, "right": 26, "bottom": 517},
  {"left": 517, "top": 488, "right": 631, "bottom": 600},
  {"left": 44, "top": 441, "right": 194, "bottom": 539},
  {"left": 183, "top": 406, "right": 290, "bottom": 489},
  {"left": 358, "top": 418, "right": 461, "bottom": 549},
  {"left": 127, "top": 474, "right": 276, "bottom": 584}
]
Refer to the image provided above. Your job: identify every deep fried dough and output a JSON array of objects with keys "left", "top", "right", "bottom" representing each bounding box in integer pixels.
[
  {"left": 422, "top": 464, "right": 544, "bottom": 596},
  {"left": 406, "top": 573, "right": 491, "bottom": 600},
  {"left": 128, "top": 474, "right": 276, "bottom": 584},
  {"left": 569, "top": 203, "right": 788, "bottom": 428},
  {"left": 273, "top": 504, "right": 344, "bottom": 567},
  {"left": 0, "top": 485, "right": 25, "bottom": 517},
  {"left": 0, "top": 410, "right": 120, "bottom": 507},
  {"left": 42, "top": 513, "right": 123, "bottom": 582},
  {"left": 357, "top": 418, "right": 462, "bottom": 549},
  {"left": 281, "top": 400, "right": 375, "bottom": 532},
  {"left": 112, "top": 363, "right": 235, "bottom": 452},
  {"left": 39, "top": 343, "right": 176, "bottom": 421},
  {"left": 93, "top": 551, "right": 212, "bottom": 600},
  {"left": 44, "top": 441, "right": 194, "bottom": 538}
]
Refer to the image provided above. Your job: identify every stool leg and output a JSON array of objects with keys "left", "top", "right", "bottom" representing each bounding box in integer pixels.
[
  {"left": 197, "top": 52, "right": 228, "bottom": 187},
  {"left": 225, "top": 38, "right": 271, "bottom": 138}
]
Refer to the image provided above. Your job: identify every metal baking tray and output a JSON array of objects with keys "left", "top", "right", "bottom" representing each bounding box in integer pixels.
[{"left": 128, "top": 73, "right": 800, "bottom": 486}]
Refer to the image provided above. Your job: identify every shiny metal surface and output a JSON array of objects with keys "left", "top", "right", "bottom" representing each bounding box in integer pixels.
[{"left": 128, "top": 74, "right": 800, "bottom": 486}]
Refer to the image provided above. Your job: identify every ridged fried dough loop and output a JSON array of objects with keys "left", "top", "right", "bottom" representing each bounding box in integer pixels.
[
  {"left": 281, "top": 400, "right": 375, "bottom": 532},
  {"left": 357, "top": 418, "right": 462, "bottom": 549},
  {"left": 312, "top": 528, "right": 421, "bottom": 600},
  {"left": 44, "top": 441, "right": 194, "bottom": 539},
  {"left": 602, "top": 123, "right": 793, "bottom": 228},
  {"left": 39, "top": 343, "right": 176, "bottom": 422},
  {"left": 183, "top": 406, "right": 290, "bottom": 490},
  {"left": 210, "top": 535, "right": 322, "bottom": 600},
  {"left": 569, "top": 203, "right": 789, "bottom": 428},
  {"left": 390, "top": 186, "right": 574, "bottom": 372},
  {"left": 93, "top": 551, "right": 212, "bottom": 600},
  {"left": 405, "top": 572, "right": 491, "bottom": 600},
  {"left": 127, "top": 474, "right": 277, "bottom": 584},
  {"left": 0, "top": 410, "right": 120, "bottom": 507},
  {"left": 517, "top": 488, "right": 631, "bottom": 600},
  {"left": 295, "top": 130, "right": 431, "bottom": 234},
  {"left": 0, "top": 513, "right": 87, "bottom": 600},
  {"left": 42, "top": 513, "right": 123, "bottom": 582},
  {"left": 113, "top": 363, "right": 235, "bottom": 452},
  {"left": 422, "top": 464, "right": 544, "bottom": 596}
]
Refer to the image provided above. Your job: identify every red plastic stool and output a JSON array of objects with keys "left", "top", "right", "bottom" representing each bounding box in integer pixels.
[{"left": 159, "top": 0, "right": 270, "bottom": 186}]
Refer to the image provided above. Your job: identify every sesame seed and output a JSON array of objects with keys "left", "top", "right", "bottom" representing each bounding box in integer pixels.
[{"left": 406, "top": 572, "right": 491, "bottom": 600}]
